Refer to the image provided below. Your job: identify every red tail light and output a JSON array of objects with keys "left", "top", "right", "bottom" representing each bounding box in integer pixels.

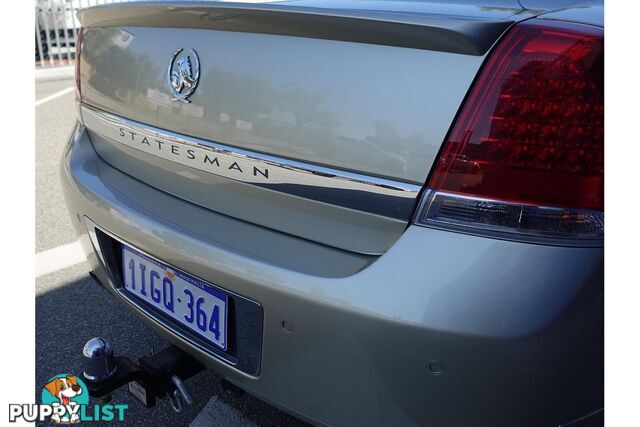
[
  {"left": 75, "top": 28, "right": 84, "bottom": 102},
  {"left": 415, "top": 19, "right": 604, "bottom": 245}
]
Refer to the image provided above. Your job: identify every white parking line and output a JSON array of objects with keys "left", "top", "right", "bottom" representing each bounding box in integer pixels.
[
  {"left": 36, "top": 241, "right": 86, "bottom": 278},
  {"left": 35, "top": 87, "right": 74, "bottom": 107}
]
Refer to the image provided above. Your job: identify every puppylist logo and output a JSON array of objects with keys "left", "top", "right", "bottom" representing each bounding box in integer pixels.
[
  {"left": 8, "top": 373, "right": 128, "bottom": 423},
  {"left": 41, "top": 374, "right": 87, "bottom": 423}
]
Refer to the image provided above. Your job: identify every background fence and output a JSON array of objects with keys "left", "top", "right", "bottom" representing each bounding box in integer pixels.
[{"left": 35, "top": 0, "right": 144, "bottom": 67}]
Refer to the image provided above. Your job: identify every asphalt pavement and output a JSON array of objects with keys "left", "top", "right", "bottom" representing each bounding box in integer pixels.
[{"left": 35, "top": 75, "right": 309, "bottom": 427}]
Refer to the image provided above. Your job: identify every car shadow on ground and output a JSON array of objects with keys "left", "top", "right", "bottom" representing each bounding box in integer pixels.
[{"left": 35, "top": 270, "right": 307, "bottom": 427}]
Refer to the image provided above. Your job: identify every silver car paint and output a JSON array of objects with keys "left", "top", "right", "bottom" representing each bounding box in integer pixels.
[
  {"left": 77, "top": 8, "right": 496, "bottom": 254},
  {"left": 82, "top": 106, "right": 417, "bottom": 255},
  {"left": 80, "top": 26, "right": 483, "bottom": 184},
  {"left": 537, "top": 0, "right": 604, "bottom": 26},
  {"left": 62, "top": 0, "right": 604, "bottom": 425},
  {"left": 63, "top": 124, "right": 603, "bottom": 426}
]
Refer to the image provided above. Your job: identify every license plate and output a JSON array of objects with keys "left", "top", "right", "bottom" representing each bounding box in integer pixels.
[{"left": 122, "top": 245, "right": 227, "bottom": 350}]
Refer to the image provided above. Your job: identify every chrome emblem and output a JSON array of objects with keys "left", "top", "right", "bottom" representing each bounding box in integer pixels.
[{"left": 167, "top": 48, "right": 200, "bottom": 103}]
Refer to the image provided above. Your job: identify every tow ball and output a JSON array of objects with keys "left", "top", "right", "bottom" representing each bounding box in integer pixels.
[{"left": 81, "top": 337, "right": 205, "bottom": 412}]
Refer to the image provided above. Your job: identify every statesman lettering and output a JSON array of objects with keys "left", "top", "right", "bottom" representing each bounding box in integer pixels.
[{"left": 117, "top": 127, "right": 269, "bottom": 179}]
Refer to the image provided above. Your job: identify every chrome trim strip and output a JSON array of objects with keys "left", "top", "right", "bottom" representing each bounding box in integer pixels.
[{"left": 81, "top": 104, "right": 422, "bottom": 220}]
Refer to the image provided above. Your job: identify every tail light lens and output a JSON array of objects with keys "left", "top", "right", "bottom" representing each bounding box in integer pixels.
[
  {"left": 75, "top": 28, "right": 84, "bottom": 102},
  {"left": 415, "top": 19, "right": 603, "bottom": 246}
]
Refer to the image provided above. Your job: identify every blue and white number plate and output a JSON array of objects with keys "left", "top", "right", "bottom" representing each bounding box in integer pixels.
[{"left": 122, "top": 245, "right": 227, "bottom": 350}]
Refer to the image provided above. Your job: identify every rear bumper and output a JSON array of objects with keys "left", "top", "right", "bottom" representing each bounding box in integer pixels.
[{"left": 62, "top": 123, "right": 603, "bottom": 426}]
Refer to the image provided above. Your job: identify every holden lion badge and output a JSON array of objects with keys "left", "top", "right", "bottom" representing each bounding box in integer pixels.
[{"left": 167, "top": 48, "right": 200, "bottom": 103}]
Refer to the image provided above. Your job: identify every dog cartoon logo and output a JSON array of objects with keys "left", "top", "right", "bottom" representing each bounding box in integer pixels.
[{"left": 42, "top": 374, "right": 89, "bottom": 424}]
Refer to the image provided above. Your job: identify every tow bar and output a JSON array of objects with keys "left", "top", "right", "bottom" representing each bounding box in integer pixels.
[{"left": 81, "top": 337, "right": 205, "bottom": 412}]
